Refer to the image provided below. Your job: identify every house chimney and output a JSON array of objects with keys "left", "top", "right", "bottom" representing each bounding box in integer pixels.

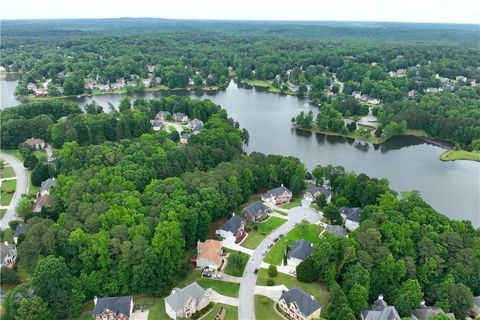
[
  {"left": 281, "top": 184, "right": 284, "bottom": 187},
  {"left": 378, "top": 294, "right": 384, "bottom": 301},
  {"left": 94, "top": 296, "right": 98, "bottom": 305},
  {"left": 420, "top": 300, "right": 426, "bottom": 307},
  {"left": 172, "top": 289, "right": 176, "bottom": 295},
  {"left": 311, "top": 295, "right": 315, "bottom": 300},
  {"left": 4, "top": 241, "right": 8, "bottom": 246}
]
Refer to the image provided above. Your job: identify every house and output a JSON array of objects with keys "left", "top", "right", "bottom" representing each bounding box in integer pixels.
[
  {"left": 147, "top": 64, "right": 155, "bottom": 73},
  {"left": 27, "top": 82, "right": 37, "bottom": 92},
  {"left": 173, "top": 112, "right": 189, "bottom": 123},
  {"left": 216, "top": 215, "right": 246, "bottom": 243},
  {"left": 262, "top": 186, "right": 293, "bottom": 205},
  {"left": 24, "top": 138, "right": 45, "bottom": 150},
  {"left": 34, "top": 88, "right": 48, "bottom": 96},
  {"left": 396, "top": 69, "right": 406, "bottom": 77},
  {"left": 278, "top": 287, "right": 321, "bottom": 320},
  {"left": 92, "top": 296, "right": 133, "bottom": 320},
  {"left": 304, "top": 186, "right": 332, "bottom": 203},
  {"left": 407, "top": 90, "right": 417, "bottom": 97},
  {"left": 471, "top": 296, "right": 480, "bottom": 319},
  {"left": 411, "top": 301, "right": 454, "bottom": 320},
  {"left": 33, "top": 194, "right": 50, "bottom": 213},
  {"left": 196, "top": 239, "right": 223, "bottom": 269},
  {"left": 456, "top": 75, "right": 467, "bottom": 83},
  {"left": 367, "top": 98, "right": 381, "bottom": 105},
  {"left": 39, "top": 178, "right": 55, "bottom": 196},
  {"left": 340, "top": 207, "right": 362, "bottom": 231},
  {"left": 360, "top": 295, "right": 400, "bottom": 320},
  {"left": 164, "top": 282, "right": 209, "bottom": 319},
  {"left": 155, "top": 111, "right": 171, "bottom": 121},
  {"left": 287, "top": 240, "right": 314, "bottom": 267},
  {"left": 242, "top": 201, "right": 271, "bottom": 222},
  {"left": 180, "top": 133, "right": 191, "bottom": 144},
  {"left": 98, "top": 84, "right": 111, "bottom": 91},
  {"left": 142, "top": 79, "right": 151, "bottom": 88},
  {"left": 0, "top": 242, "right": 17, "bottom": 267},
  {"left": 13, "top": 224, "right": 27, "bottom": 244},
  {"left": 126, "top": 80, "right": 137, "bottom": 87},
  {"left": 187, "top": 119, "right": 204, "bottom": 133},
  {"left": 325, "top": 225, "right": 348, "bottom": 238},
  {"left": 151, "top": 119, "right": 164, "bottom": 131},
  {"left": 85, "top": 79, "right": 97, "bottom": 90}
]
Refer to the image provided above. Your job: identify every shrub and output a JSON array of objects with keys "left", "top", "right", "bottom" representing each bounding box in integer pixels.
[
  {"left": 268, "top": 265, "right": 278, "bottom": 278},
  {"left": 191, "top": 302, "right": 215, "bottom": 319},
  {"left": 23, "top": 154, "right": 38, "bottom": 169},
  {"left": 0, "top": 267, "right": 20, "bottom": 284}
]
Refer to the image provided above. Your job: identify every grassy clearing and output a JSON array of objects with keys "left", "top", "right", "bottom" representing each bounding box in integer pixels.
[
  {"left": 242, "top": 217, "right": 287, "bottom": 249},
  {"left": 281, "top": 199, "right": 302, "bottom": 209},
  {"left": 203, "top": 303, "right": 238, "bottom": 320},
  {"left": 440, "top": 150, "right": 480, "bottom": 162},
  {"left": 254, "top": 295, "right": 284, "bottom": 320},
  {"left": 224, "top": 251, "right": 249, "bottom": 277},
  {"left": 257, "top": 269, "right": 329, "bottom": 308},
  {"left": 0, "top": 166, "right": 15, "bottom": 179},
  {"left": 264, "top": 224, "right": 323, "bottom": 266}
]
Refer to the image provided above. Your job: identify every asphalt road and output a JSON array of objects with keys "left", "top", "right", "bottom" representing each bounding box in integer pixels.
[
  {"left": 0, "top": 152, "right": 28, "bottom": 229},
  {"left": 238, "top": 206, "right": 320, "bottom": 320}
]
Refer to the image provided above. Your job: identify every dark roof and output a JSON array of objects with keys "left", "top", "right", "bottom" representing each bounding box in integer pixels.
[
  {"left": 326, "top": 225, "right": 348, "bottom": 237},
  {"left": 474, "top": 295, "right": 480, "bottom": 307},
  {"left": 340, "top": 207, "right": 362, "bottom": 222},
  {"left": 305, "top": 186, "right": 332, "bottom": 198},
  {"left": 220, "top": 215, "right": 244, "bottom": 233},
  {"left": 244, "top": 201, "right": 268, "bottom": 217},
  {"left": 411, "top": 304, "right": 454, "bottom": 320},
  {"left": 92, "top": 296, "right": 133, "bottom": 317},
  {"left": 263, "top": 186, "right": 292, "bottom": 198},
  {"left": 174, "top": 112, "right": 187, "bottom": 118},
  {"left": 287, "top": 239, "right": 314, "bottom": 260},
  {"left": 40, "top": 178, "right": 55, "bottom": 193},
  {"left": 14, "top": 224, "right": 27, "bottom": 237},
  {"left": 280, "top": 287, "right": 321, "bottom": 317},
  {"left": 361, "top": 296, "right": 400, "bottom": 320}
]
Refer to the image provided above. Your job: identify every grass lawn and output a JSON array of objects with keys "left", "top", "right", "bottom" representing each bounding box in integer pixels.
[
  {"left": 440, "top": 150, "right": 480, "bottom": 162},
  {"left": 135, "top": 296, "right": 169, "bottom": 320},
  {"left": 404, "top": 128, "right": 428, "bottom": 137},
  {"left": 203, "top": 303, "right": 238, "bottom": 320},
  {"left": 27, "top": 171, "right": 39, "bottom": 195},
  {"left": 0, "top": 209, "right": 6, "bottom": 219},
  {"left": 274, "top": 209, "right": 288, "bottom": 216},
  {"left": 242, "top": 217, "right": 287, "bottom": 249},
  {"left": 254, "top": 295, "right": 284, "bottom": 320},
  {"left": 0, "top": 166, "right": 15, "bottom": 179},
  {"left": 264, "top": 224, "right": 324, "bottom": 265},
  {"left": 176, "top": 269, "right": 240, "bottom": 297},
  {"left": 257, "top": 269, "right": 329, "bottom": 308},
  {"left": 281, "top": 199, "right": 302, "bottom": 209},
  {"left": 1, "top": 179, "right": 16, "bottom": 193},
  {"left": 245, "top": 80, "right": 281, "bottom": 94},
  {"left": 224, "top": 251, "right": 249, "bottom": 277},
  {"left": 2, "top": 149, "right": 47, "bottom": 162}
]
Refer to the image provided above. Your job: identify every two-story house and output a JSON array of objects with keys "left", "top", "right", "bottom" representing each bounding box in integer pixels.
[
  {"left": 278, "top": 287, "right": 321, "bottom": 320},
  {"left": 0, "top": 242, "right": 17, "bottom": 267},
  {"left": 303, "top": 186, "right": 332, "bottom": 203},
  {"left": 92, "top": 296, "right": 133, "bottom": 320},
  {"left": 340, "top": 207, "right": 362, "bottom": 231},
  {"left": 173, "top": 112, "right": 189, "bottom": 123},
  {"left": 360, "top": 295, "right": 400, "bottom": 320},
  {"left": 165, "top": 282, "right": 209, "bottom": 319},
  {"left": 24, "top": 138, "right": 45, "bottom": 150},
  {"left": 262, "top": 186, "right": 293, "bottom": 205},
  {"left": 411, "top": 301, "right": 454, "bottom": 319},
  {"left": 242, "top": 201, "right": 271, "bottom": 222},
  {"left": 286, "top": 240, "right": 314, "bottom": 268},
  {"left": 195, "top": 239, "right": 223, "bottom": 269},
  {"left": 216, "top": 215, "right": 246, "bottom": 243}
]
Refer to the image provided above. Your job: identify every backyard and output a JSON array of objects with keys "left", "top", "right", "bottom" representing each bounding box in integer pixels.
[
  {"left": 224, "top": 250, "right": 249, "bottom": 277},
  {"left": 264, "top": 224, "right": 324, "bottom": 265},
  {"left": 254, "top": 295, "right": 284, "bottom": 320},
  {"left": 241, "top": 216, "right": 286, "bottom": 249},
  {"left": 256, "top": 269, "right": 329, "bottom": 308}
]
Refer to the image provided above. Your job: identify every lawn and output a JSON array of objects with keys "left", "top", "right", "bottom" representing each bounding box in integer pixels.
[
  {"left": 256, "top": 269, "right": 329, "bottom": 308},
  {"left": 224, "top": 251, "right": 249, "bottom": 277},
  {"left": 440, "top": 150, "right": 480, "bottom": 162},
  {"left": 281, "top": 198, "right": 302, "bottom": 209},
  {"left": 1, "top": 179, "right": 16, "bottom": 206},
  {"left": 0, "top": 166, "right": 15, "bottom": 179},
  {"left": 254, "top": 295, "right": 284, "bottom": 320},
  {"left": 242, "top": 217, "right": 286, "bottom": 249},
  {"left": 27, "top": 171, "right": 40, "bottom": 195},
  {"left": 0, "top": 209, "right": 6, "bottom": 219},
  {"left": 2, "top": 149, "right": 47, "bottom": 162},
  {"left": 176, "top": 269, "right": 240, "bottom": 297},
  {"left": 264, "top": 224, "right": 323, "bottom": 265},
  {"left": 203, "top": 303, "right": 238, "bottom": 320}
]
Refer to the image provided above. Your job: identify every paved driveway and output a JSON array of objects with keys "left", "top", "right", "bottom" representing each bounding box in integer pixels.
[
  {"left": 131, "top": 309, "right": 149, "bottom": 320},
  {"left": 238, "top": 207, "right": 319, "bottom": 320},
  {"left": 0, "top": 152, "right": 28, "bottom": 229}
]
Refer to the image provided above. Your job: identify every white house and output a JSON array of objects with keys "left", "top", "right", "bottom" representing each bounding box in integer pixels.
[
  {"left": 278, "top": 287, "right": 321, "bottom": 320},
  {"left": 303, "top": 186, "right": 332, "bottom": 203},
  {"left": 0, "top": 242, "right": 17, "bottom": 267},
  {"left": 287, "top": 240, "right": 314, "bottom": 268},
  {"left": 340, "top": 207, "right": 362, "bottom": 231},
  {"left": 164, "top": 282, "right": 209, "bottom": 319}
]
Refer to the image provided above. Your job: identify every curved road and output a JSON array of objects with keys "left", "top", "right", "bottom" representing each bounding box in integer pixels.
[
  {"left": 238, "top": 206, "right": 320, "bottom": 320},
  {"left": 0, "top": 152, "right": 28, "bottom": 229}
]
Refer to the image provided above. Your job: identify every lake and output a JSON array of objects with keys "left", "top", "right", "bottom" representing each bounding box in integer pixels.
[{"left": 1, "top": 79, "right": 479, "bottom": 226}]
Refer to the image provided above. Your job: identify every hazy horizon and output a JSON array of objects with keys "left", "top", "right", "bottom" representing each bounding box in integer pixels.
[{"left": 2, "top": 0, "right": 479, "bottom": 24}]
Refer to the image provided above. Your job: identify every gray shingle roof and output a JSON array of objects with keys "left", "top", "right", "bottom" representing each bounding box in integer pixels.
[
  {"left": 245, "top": 201, "right": 268, "bottom": 218},
  {"left": 280, "top": 287, "right": 321, "bottom": 318},
  {"left": 220, "top": 215, "right": 244, "bottom": 233},
  {"left": 164, "top": 282, "right": 206, "bottom": 312},
  {"left": 305, "top": 186, "right": 332, "bottom": 198},
  {"left": 474, "top": 295, "right": 480, "bottom": 307},
  {"left": 411, "top": 304, "right": 454, "bottom": 320},
  {"left": 263, "top": 186, "right": 292, "bottom": 198},
  {"left": 188, "top": 119, "right": 204, "bottom": 132},
  {"left": 13, "top": 224, "right": 27, "bottom": 238},
  {"left": 361, "top": 296, "right": 400, "bottom": 320},
  {"left": 40, "top": 178, "right": 55, "bottom": 193},
  {"left": 0, "top": 243, "right": 15, "bottom": 262},
  {"left": 340, "top": 207, "right": 362, "bottom": 222},
  {"left": 287, "top": 240, "right": 314, "bottom": 260},
  {"left": 92, "top": 296, "right": 133, "bottom": 317},
  {"left": 326, "top": 225, "right": 348, "bottom": 237}
]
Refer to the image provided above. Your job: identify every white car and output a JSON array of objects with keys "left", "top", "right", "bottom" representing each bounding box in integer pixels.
[{"left": 262, "top": 250, "right": 267, "bottom": 256}]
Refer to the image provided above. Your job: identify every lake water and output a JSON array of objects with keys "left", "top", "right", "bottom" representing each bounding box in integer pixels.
[{"left": 1, "top": 79, "right": 479, "bottom": 226}]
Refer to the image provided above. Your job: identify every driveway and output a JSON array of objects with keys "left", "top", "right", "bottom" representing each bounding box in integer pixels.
[
  {"left": 207, "top": 289, "right": 239, "bottom": 307},
  {"left": 254, "top": 285, "right": 288, "bottom": 301},
  {"left": 222, "top": 239, "right": 254, "bottom": 255},
  {"left": 0, "top": 152, "right": 28, "bottom": 229},
  {"left": 238, "top": 206, "right": 319, "bottom": 320},
  {"left": 131, "top": 309, "right": 149, "bottom": 320}
]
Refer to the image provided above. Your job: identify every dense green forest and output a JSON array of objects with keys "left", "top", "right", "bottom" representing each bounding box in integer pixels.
[
  {"left": 1, "top": 19, "right": 479, "bottom": 148},
  {"left": 1, "top": 96, "right": 479, "bottom": 319}
]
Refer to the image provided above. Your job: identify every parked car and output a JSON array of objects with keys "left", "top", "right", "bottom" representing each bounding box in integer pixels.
[
  {"left": 294, "top": 222, "right": 299, "bottom": 226},
  {"left": 254, "top": 268, "right": 259, "bottom": 274},
  {"left": 273, "top": 237, "right": 278, "bottom": 242},
  {"left": 267, "top": 243, "right": 273, "bottom": 249},
  {"left": 278, "top": 234, "right": 284, "bottom": 238},
  {"left": 262, "top": 250, "right": 267, "bottom": 256}
]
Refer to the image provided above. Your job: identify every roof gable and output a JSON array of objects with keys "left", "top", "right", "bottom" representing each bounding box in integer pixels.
[
  {"left": 264, "top": 186, "right": 292, "bottom": 198},
  {"left": 280, "top": 287, "right": 321, "bottom": 317},
  {"left": 92, "top": 296, "right": 133, "bottom": 317},
  {"left": 245, "top": 201, "right": 267, "bottom": 217},
  {"left": 220, "top": 215, "right": 244, "bottom": 233},
  {"left": 287, "top": 240, "right": 314, "bottom": 260}
]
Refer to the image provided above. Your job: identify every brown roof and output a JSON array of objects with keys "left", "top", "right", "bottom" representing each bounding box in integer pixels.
[
  {"left": 25, "top": 138, "right": 45, "bottom": 146},
  {"left": 197, "top": 240, "right": 222, "bottom": 266},
  {"left": 33, "top": 195, "right": 51, "bottom": 212}
]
